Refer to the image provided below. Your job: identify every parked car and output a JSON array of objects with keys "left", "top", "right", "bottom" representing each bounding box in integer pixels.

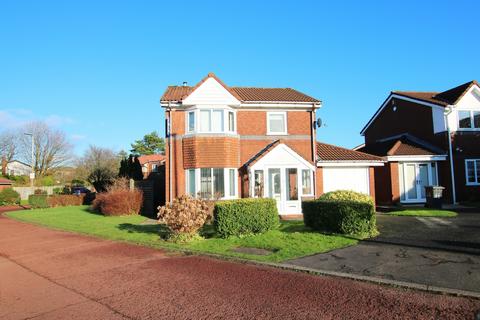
[{"left": 71, "top": 186, "right": 91, "bottom": 195}]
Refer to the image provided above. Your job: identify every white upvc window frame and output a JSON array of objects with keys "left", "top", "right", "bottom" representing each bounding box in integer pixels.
[
  {"left": 185, "top": 168, "right": 238, "bottom": 199},
  {"left": 465, "top": 159, "right": 480, "bottom": 186},
  {"left": 267, "top": 111, "right": 288, "bottom": 135},
  {"left": 301, "top": 169, "right": 314, "bottom": 196},
  {"left": 457, "top": 110, "right": 480, "bottom": 131},
  {"left": 185, "top": 108, "right": 237, "bottom": 134}
]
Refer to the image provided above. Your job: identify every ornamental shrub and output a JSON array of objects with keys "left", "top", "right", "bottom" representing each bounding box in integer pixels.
[
  {"left": 28, "top": 194, "right": 49, "bottom": 208},
  {"left": 48, "top": 194, "right": 85, "bottom": 207},
  {"left": 318, "top": 190, "right": 374, "bottom": 205},
  {"left": 91, "top": 189, "right": 143, "bottom": 216},
  {"left": 303, "top": 198, "right": 376, "bottom": 238},
  {"left": 158, "top": 195, "right": 211, "bottom": 242},
  {"left": 0, "top": 188, "right": 20, "bottom": 205},
  {"left": 214, "top": 198, "right": 279, "bottom": 238}
]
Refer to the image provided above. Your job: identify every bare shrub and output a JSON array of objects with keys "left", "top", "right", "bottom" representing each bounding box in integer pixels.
[
  {"left": 92, "top": 189, "right": 143, "bottom": 216},
  {"left": 158, "top": 195, "right": 211, "bottom": 241}
]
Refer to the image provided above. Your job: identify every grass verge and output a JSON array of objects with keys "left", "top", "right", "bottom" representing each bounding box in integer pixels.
[
  {"left": 6, "top": 206, "right": 357, "bottom": 262},
  {"left": 387, "top": 208, "right": 457, "bottom": 217}
]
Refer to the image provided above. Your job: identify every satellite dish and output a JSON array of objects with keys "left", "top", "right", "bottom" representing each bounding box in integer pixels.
[{"left": 315, "top": 117, "right": 323, "bottom": 129}]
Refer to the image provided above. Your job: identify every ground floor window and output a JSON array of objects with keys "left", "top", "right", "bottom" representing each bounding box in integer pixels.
[
  {"left": 301, "top": 169, "right": 312, "bottom": 195},
  {"left": 465, "top": 159, "right": 480, "bottom": 185},
  {"left": 254, "top": 170, "right": 264, "bottom": 197},
  {"left": 186, "top": 168, "right": 237, "bottom": 199}
]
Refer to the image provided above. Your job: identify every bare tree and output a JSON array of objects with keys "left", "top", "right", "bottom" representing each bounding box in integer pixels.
[
  {"left": 0, "top": 130, "right": 18, "bottom": 162},
  {"left": 18, "top": 121, "right": 73, "bottom": 176},
  {"left": 76, "top": 145, "right": 121, "bottom": 192}
]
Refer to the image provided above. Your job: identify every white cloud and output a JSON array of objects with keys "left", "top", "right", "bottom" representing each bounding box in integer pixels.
[{"left": 0, "top": 109, "right": 74, "bottom": 130}]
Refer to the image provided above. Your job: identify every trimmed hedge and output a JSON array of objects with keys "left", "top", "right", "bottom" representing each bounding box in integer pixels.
[
  {"left": 0, "top": 188, "right": 20, "bottom": 205},
  {"left": 214, "top": 198, "right": 279, "bottom": 238},
  {"left": 302, "top": 199, "right": 376, "bottom": 237},
  {"left": 28, "top": 194, "right": 49, "bottom": 209},
  {"left": 48, "top": 194, "right": 85, "bottom": 207},
  {"left": 319, "top": 190, "right": 374, "bottom": 205}
]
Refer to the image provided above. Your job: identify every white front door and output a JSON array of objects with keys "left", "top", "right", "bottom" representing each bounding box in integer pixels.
[
  {"left": 400, "top": 162, "right": 436, "bottom": 203},
  {"left": 268, "top": 168, "right": 282, "bottom": 212}
]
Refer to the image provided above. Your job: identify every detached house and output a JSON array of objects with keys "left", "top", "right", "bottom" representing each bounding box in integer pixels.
[
  {"left": 161, "top": 73, "right": 382, "bottom": 217},
  {"left": 358, "top": 80, "right": 480, "bottom": 205}
]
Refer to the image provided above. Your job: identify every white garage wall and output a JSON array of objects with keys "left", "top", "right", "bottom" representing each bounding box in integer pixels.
[{"left": 323, "top": 167, "right": 370, "bottom": 195}]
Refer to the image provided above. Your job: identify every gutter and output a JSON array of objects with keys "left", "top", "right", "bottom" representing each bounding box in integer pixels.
[
  {"left": 167, "top": 102, "right": 173, "bottom": 203},
  {"left": 444, "top": 105, "right": 457, "bottom": 204}
]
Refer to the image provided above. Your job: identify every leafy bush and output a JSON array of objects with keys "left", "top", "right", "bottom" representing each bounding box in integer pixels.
[
  {"left": 28, "top": 194, "right": 49, "bottom": 208},
  {"left": 302, "top": 199, "right": 376, "bottom": 237},
  {"left": 0, "top": 188, "right": 20, "bottom": 205},
  {"left": 53, "top": 187, "right": 63, "bottom": 195},
  {"left": 39, "top": 176, "right": 55, "bottom": 186},
  {"left": 92, "top": 189, "right": 143, "bottom": 216},
  {"left": 214, "top": 198, "right": 279, "bottom": 238},
  {"left": 6, "top": 175, "right": 29, "bottom": 186},
  {"left": 158, "top": 195, "right": 211, "bottom": 242},
  {"left": 319, "top": 190, "right": 374, "bottom": 205},
  {"left": 48, "top": 194, "right": 85, "bottom": 207}
]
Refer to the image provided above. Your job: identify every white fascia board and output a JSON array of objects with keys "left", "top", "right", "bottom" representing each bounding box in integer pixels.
[
  {"left": 360, "top": 94, "right": 445, "bottom": 136},
  {"left": 240, "top": 102, "right": 321, "bottom": 109},
  {"left": 385, "top": 155, "right": 447, "bottom": 162},
  {"left": 317, "top": 161, "right": 384, "bottom": 167}
]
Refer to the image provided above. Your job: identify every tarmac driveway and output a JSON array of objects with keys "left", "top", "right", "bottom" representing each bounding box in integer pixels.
[{"left": 287, "top": 211, "right": 480, "bottom": 293}]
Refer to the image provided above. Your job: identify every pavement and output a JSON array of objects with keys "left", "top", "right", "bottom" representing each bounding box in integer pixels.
[
  {"left": 1, "top": 213, "right": 479, "bottom": 319},
  {"left": 287, "top": 212, "right": 480, "bottom": 293}
]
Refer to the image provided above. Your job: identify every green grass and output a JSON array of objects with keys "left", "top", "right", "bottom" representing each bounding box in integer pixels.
[
  {"left": 387, "top": 208, "right": 457, "bottom": 217},
  {"left": 6, "top": 206, "right": 357, "bottom": 262},
  {"left": 20, "top": 199, "right": 29, "bottom": 205}
]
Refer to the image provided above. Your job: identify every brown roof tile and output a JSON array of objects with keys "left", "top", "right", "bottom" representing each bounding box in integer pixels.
[
  {"left": 137, "top": 154, "right": 165, "bottom": 165},
  {"left": 0, "top": 178, "right": 12, "bottom": 185},
  {"left": 358, "top": 135, "right": 446, "bottom": 157},
  {"left": 392, "top": 91, "right": 447, "bottom": 107},
  {"left": 316, "top": 142, "right": 383, "bottom": 162},
  {"left": 160, "top": 73, "right": 320, "bottom": 103},
  {"left": 433, "top": 80, "right": 478, "bottom": 105}
]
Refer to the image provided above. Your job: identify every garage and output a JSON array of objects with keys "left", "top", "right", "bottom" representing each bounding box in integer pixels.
[
  {"left": 316, "top": 142, "right": 384, "bottom": 201},
  {"left": 323, "top": 167, "right": 370, "bottom": 194}
]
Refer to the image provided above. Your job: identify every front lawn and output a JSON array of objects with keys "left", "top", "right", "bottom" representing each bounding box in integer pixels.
[
  {"left": 387, "top": 208, "right": 457, "bottom": 217},
  {"left": 6, "top": 206, "right": 357, "bottom": 262}
]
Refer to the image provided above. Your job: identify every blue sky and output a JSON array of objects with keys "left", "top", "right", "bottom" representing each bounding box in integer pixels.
[{"left": 1, "top": 0, "right": 478, "bottom": 155}]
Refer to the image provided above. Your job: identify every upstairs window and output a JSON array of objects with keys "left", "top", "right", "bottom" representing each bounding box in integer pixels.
[
  {"left": 267, "top": 112, "right": 287, "bottom": 135},
  {"left": 186, "top": 109, "right": 235, "bottom": 134},
  {"left": 458, "top": 110, "right": 480, "bottom": 130},
  {"left": 188, "top": 111, "right": 195, "bottom": 132}
]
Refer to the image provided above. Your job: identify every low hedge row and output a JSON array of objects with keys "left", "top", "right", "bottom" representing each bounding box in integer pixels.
[
  {"left": 214, "top": 198, "right": 279, "bottom": 238},
  {"left": 48, "top": 194, "right": 85, "bottom": 207},
  {"left": 302, "top": 199, "right": 376, "bottom": 237}
]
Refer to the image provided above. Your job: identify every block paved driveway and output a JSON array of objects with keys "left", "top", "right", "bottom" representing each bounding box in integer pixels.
[
  {"left": 1, "top": 213, "right": 479, "bottom": 319},
  {"left": 288, "top": 211, "right": 480, "bottom": 293}
]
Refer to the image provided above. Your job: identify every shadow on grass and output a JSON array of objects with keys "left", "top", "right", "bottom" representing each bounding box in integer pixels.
[
  {"left": 117, "top": 223, "right": 169, "bottom": 237},
  {"left": 80, "top": 207, "right": 104, "bottom": 216}
]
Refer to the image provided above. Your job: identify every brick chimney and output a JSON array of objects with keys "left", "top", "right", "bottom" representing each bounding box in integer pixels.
[{"left": 1, "top": 157, "right": 7, "bottom": 176}]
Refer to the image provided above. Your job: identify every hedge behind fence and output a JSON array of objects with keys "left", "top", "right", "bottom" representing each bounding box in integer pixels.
[
  {"left": 214, "top": 198, "right": 279, "bottom": 238},
  {"left": 302, "top": 199, "right": 376, "bottom": 237}
]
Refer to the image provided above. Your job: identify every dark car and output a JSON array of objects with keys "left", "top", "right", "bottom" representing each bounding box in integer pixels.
[{"left": 71, "top": 187, "right": 91, "bottom": 195}]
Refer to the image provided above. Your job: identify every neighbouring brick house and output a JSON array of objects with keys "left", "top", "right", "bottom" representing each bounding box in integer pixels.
[
  {"left": 137, "top": 154, "right": 165, "bottom": 179},
  {"left": 358, "top": 80, "right": 480, "bottom": 205},
  {"left": 0, "top": 178, "right": 13, "bottom": 191},
  {"left": 161, "top": 73, "right": 382, "bottom": 217}
]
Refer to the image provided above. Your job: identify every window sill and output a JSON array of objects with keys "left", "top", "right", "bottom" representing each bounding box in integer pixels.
[
  {"left": 266, "top": 132, "right": 288, "bottom": 136},
  {"left": 466, "top": 183, "right": 480, "bottom": 186}
]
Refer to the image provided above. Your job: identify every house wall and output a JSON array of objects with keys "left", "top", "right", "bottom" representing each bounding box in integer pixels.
[
  {"left": 165, "top": 108, "right": 315, "bottom": 202},
  {"left": 364, "top": 98, "right": 447, "bottom": 149}
]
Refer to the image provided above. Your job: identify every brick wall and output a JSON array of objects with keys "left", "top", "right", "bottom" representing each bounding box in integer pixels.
[{"left": 183, "top": 136, "right": 239, "bottom": 168}]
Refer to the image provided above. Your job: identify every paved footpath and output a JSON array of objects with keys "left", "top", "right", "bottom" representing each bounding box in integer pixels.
[{"left": 0, "top": 214, "right": 479, "bottom": 320}]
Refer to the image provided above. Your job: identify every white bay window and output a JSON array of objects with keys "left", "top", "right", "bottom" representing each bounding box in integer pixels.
[
  {"left": 465, "top": 159, "right": 480, "bottom": 185},
  {"left": 186, "top": 168, "right": 238, "bottom": 199},
  {"left": 458, "top": 110, "right": 480, "bottom": 130},
  {"left": 186, "top": 108, "right": 236, "bottom": 134}
]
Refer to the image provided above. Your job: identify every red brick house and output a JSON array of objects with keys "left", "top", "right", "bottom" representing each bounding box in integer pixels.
[
  {"left": 137, "top": 154, "right": 165, "bottom": 179},
  {"left": 358, "top": 80, "right": 480, "bottom": 205},
  {"left": 0, "top": 178, "right": 13, "bottom": 191},
  {"left": 161, "top": 73, "right": 382, "bottom": 216}
]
